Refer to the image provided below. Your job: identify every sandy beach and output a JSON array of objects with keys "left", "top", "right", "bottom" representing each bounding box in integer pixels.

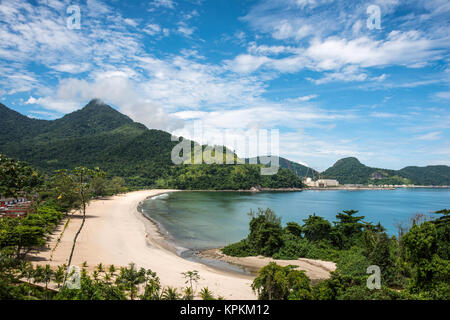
[
  {"left": 199, "top": 249, "right": 336, "bottom": 281},
  {"left": 32, "top": 190, "right": 335, "bottom": 299}
]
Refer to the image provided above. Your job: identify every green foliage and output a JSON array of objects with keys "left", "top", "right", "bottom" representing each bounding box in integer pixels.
[
  {"left": 0, "top": 101, "right": 303, "bottom": 189},
  {"left": 330, "top": 210, "right": 365, "bottom": 249},
  {"left": 252, "top": 262, "right": 313, "bottom": 300},
  {"left": 221, "top": 239, "right": 257, "bottom": 257},
  {"left": 245, "top": 156, "right": 320, "bottom": 179},
  {"left": 302, "top": 214, "right": 332, "bottom": 242},
  {"left": 199, "top": 287, "right": 215, "bottom": 300},
  {"left": 402, "top": 219, "right": 450, "bottom": 298},
  {"left": 226, "top": 206, "right": 450, "bottom": 300},
  {"left": 0, "top": 154, "right": 42, "bottom": 198},
  {"left": 322, "top": 157, "right": 450, "bottom": 185},
  {"left": 56, "top": 272, "right": 127, "bottom": 300},
  {"left": 223, "top": 209, "right": 286, "bottom": 257},
  {"left": 284, "top": 222, "right": 302, "bottom": 238},
  {"left": 166, "top": 164, "right": 303, "bottom": 190}
]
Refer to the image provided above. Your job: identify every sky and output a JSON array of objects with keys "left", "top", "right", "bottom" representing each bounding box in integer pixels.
[{"left": 0, "top": 0, "right": 449, "bottom": 171}]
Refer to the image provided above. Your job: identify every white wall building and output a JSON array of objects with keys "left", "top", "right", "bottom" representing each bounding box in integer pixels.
[{"left": 304, "top": 177, "right": 340, "bottom": 187}]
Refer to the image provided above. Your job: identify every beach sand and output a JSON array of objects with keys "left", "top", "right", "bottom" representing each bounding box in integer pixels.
[
  {"left": 31, "top": 190, "right": 335, "bottom": 299},
  {"left": 199, "top": 249, "right": 336, "bottom": 281}
]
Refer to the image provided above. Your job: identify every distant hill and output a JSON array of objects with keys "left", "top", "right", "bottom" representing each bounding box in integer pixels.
[
  {"left": 244, "top": 156, "right": 319, "bottom": 178},
  {"left": 0, "top": 100, "right": 303, "bottom": 189},
  {"left": 322, "top": 157, "right": 450, "bottom": 185}
]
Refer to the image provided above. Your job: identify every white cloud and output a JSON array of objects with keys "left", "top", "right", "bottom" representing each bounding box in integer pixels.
[
  {"left": 177, "top": 25, "right": 195, "bottom": 36},
  {"left": 149, "top": 0, "right": 176, "bottom": 10},
  {"left": 435, "top": 91, "right": 450, "bottom": 99},
  {"left": 50, "top": 63, "right": 91, "bottom": 74},
  {"left": 144, "top": 24, "right": 162, "bottom": 35},
  {"left": 286, "top": 94, "right": 318, "bottom": 102},
  {"left": 226, "top": 54, "right": 271, "bottom": 73},
  {"left": 415, "top": 131, "right": 442, "bottom": 141}
]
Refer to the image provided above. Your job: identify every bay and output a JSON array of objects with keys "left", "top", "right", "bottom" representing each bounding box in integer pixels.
[{"left": 140, "top": 189, "right": 449, "bottom": 251}]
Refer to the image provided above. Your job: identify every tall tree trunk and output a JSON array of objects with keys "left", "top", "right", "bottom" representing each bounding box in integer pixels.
[{"left": 63, "top": 173, "right": 86, "bottom": 287}]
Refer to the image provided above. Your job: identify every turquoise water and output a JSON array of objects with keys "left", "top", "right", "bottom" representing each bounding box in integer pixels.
[{"left": 140, "top": 189, "right": 449, "bottom": 251}]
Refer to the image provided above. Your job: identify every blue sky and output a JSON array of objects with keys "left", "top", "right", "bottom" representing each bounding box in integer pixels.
[{"left": 0, "top": 0, "right": 449, "bottom": 171}]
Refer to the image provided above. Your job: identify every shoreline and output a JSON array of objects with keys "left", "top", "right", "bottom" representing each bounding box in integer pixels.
[
  {"left": 198, "top": 248, "right": 336, "bottom": 282},
  {"left": 137, "top": 194, "right": 258, "bottom": 275},
  {"left": 32, "top": 190, "right": 257, "bottom": 299},
  {"left": 138, "top": 191, "right": 336, "bottom": 280}
]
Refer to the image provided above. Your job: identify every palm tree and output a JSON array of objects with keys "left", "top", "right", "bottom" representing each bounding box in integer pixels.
[
  {"left": 96, "top": 263, "right": 104, "bottom": 273},
  {"left": 162, "top": 287, "right": 180, "bottom": 300},
  {"left": 115, "top": 263, "right": 146, "bottom": 300},
  {"left": 183, "top": 287, "right": 194, "bottom": 300},
  {"left": 54, "top": 265, "right": 65, "bottom": 288},
  {"left": 20, "top": 261, "right": 34, "bottom": 285},
  {"left": 139, "top": 269, "right": 161, "bottom": 300},
  {"left": 200, "top": 287, "right": 215, "bottom": 300},
  {"left": 108, "top": 264, "right": 116, "bottom": 276},
  {"left": 39, "top": 264, "right": 54, "bottom": 300}
]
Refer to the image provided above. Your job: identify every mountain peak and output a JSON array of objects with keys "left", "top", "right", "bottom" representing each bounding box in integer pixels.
[
  {"left": 333, "top": 157, "right": 362, "bottom": 167},
  {"left": 82, "top": 98, "right": 113, "bottom": 111},
  {"left": 85, "top": 98, "right": 106, "bottom": 107}
]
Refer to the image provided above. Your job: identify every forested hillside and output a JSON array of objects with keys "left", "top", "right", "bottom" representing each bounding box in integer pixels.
[
  {"left": 245, "top": 156, "right": 319, "bottom": 179},
  {"left": 322, "top": 157, "right": 450, "bottom": 185},
  {"left": 0, "top": 100, "right": 302, "bottom": 189}
]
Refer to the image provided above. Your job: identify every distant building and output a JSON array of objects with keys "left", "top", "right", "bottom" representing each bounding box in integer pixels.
[
  {"left": 0, "top": 197, "right": 31, "bottom": 218},
  {"left": 304, "top": 177, "right": 340, "bottom": 187}
]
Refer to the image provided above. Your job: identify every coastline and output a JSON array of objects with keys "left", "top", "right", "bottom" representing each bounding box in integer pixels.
[
  {"left": 32, "top": 189, "right": 257, "bottom": 299},
  {"left": 198, "top": 248, "right": 336, "bottom": 282},
  {"left": 31, "top": 189, "right": 339, "bottom": 299}
]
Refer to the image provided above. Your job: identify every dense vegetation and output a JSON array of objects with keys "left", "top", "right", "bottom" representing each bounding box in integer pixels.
[
  {"left": 1, "top": 154, "right": 449, "bottom": 300},
  {"left": 0, "top": 155, "right": 220, "bottom": 300},
  {"left": 156, "top": 164, "right": 303, "bottom": 190},
  {"left": 322, "top": 157, "right": 450, "bottom": 185},
  {"left": 245, "top": 156, "right": 320, "bottom": 179},
  {"left": 0, "top": 100, "right": 302, "bottom": 189},
  {"left": 223, "top": 208, "right": 450, "bottom": 300}
]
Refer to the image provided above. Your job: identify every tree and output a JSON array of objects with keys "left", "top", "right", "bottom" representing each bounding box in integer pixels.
[
  {"left": 247, "top": 208, "right": 284, "bottom": 256},
  {"left": 90, "top": 175, "right": 108, "bottom": 198},
  {"left": 181, "top": 270, "right": 200, "bottom": 297},
  {"left": 0, "top": 154, "right": 41, "bottom": 199},
  {"left": 162, "top": 287, "right": 180, "bottom": 300},
  {"left": 110, "top": 176, "right": 126, "bottom": 194},
  {"left": 40, "top": 264, "right": 54, "bottom": 300},
  {"left": 331, "top": 210, "right": 365, "bottom": 249},
  {"left": 62, "top": 167, "right": 105, "bottom": 287},
  {"left": 252, "top": 262, "right": 312, "bottom": 300},
  {"left": 56, "top": 271, "right": 127, "bottom": 300},
  {"left": 140, "top": 269, "right": 162, "bottom": 300},
  {"left": 115, "top": 263, "right": 146, "bottom": 300},
  {"left": 433, "top": 209, "right": 449, "bottom": 260},
  {"left": 199, "top": 287, "right": 215, "bottom": 300},
  {"left": 284, "top": 222, "right": 302, "bottom": 238},
  {"left": 302, "top": 214, "right": 332, "bottom": 242},
  {"left": 1, "top": 222, "right": 45, "bottom": 259}
]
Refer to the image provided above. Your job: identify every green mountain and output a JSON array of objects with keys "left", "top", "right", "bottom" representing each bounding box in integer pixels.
[
  {"left": 245, "top": 156, "right": 319, "bottom": 178},
  {"left": 0, "top": 100, "right": 303, "bottom": 189},
  {"left": 398, "top": 165, "right": 450, "bottom": 186},
  {"left": 322, "top": 157, "right": 450, "bottom": 185}
]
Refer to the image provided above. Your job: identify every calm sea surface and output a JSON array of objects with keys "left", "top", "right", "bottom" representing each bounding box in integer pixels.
[{"left": 140, "top": 189, "right": 449, "bottom": 251}]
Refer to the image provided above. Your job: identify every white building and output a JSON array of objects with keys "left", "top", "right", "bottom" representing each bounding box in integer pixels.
[{"left": 304, "top": 177, "right": 340, "bottom": 187}]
